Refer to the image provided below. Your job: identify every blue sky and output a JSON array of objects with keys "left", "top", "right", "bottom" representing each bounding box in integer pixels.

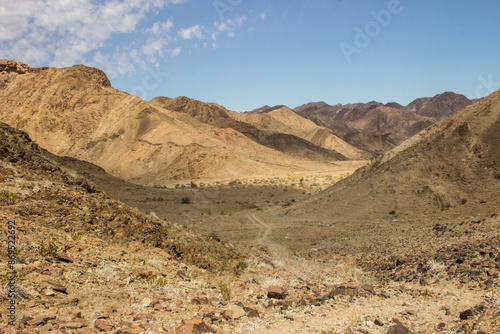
[{"left": 1, "top": 0, "right": 499, "bottom": 112}]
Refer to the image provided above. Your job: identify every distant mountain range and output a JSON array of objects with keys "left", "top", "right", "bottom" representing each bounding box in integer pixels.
[
  {"left": 249, "top": 92, "right": 475, "bottom": 155},
  {"left": 0, "top": 59, "right": 478, "bottom": 184},
  {"left": 0, "top": 60, "right": 362, "bottom": 185}
]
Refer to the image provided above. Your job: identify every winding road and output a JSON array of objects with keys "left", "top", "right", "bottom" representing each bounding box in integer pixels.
[{"left": 247, "top": 214, "right": 289, "bottom": 262}]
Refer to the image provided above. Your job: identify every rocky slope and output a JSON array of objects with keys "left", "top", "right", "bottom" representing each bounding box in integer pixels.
[
  {"left": 1, "top": 120, "right": 499, "bottom": 333},
  {"left": 288, "top": 89, "right": 500, "bottom": 223},
  {"left": 232, "top": 106, "right": 369, "bottom": 160},
  {"left": 150, "top": 96, "right": 352, "bottom": 162},
  {"left": 0, "top": 60, "right": 352, "bottom": 186},
  {"left": 294, "top": 92, "right": 474, "bottom": 155}
]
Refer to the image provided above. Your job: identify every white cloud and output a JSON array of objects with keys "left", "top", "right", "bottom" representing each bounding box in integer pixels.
[
  {"left": 0, "top": 0, "right": 185, "bottom": 73},
  {"left": 170, "top": 47, "right": 181, "bottom": 57},
  {"left": 259, "top": 8, "right": 271, "bottom": 21},
  {"left": 212, "top": 15, "right": 246, "bottom": 39},
  {"left": 214, "top": 21, "right": 227, "bottom": 32},
  {"left": 178, "top": 24, "right": 203, "bottom": 40},
  {"left": 0, "top": 0, "right": 249, "bottom": 78},
  {"left": 147, "top": 18, "right": 175, "bottom": 35}
]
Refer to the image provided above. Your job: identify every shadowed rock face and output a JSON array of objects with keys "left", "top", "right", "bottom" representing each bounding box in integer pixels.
[{"left": 0, "top": 59, "right": 29, "bottom": 74}]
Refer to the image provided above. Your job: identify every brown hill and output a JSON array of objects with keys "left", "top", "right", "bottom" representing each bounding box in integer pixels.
[
  {"left": 406, "top": 91, "right": 473, "bottom": 118},
  {"left": 0, "top": 60, "right": 352, "bottom": 186},
  {"left": 0, "top": 121, "right": 237, "bottom": 267},
  {"left": 295, "top": 93, "right": 474, "bottom": 155},
  {"left": 287, "top": 90, "right": 500, "bottom": 222},
  {"left": 150, "top": 96, "right": 350, "bottom": 162},
  {"left": 231, "top": 106, "right": 369, "bottom": 160}
]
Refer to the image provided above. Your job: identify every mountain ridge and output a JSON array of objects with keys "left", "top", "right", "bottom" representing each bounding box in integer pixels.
[{"left": 0, "top": 60, "right": 359, "bottom": 185}]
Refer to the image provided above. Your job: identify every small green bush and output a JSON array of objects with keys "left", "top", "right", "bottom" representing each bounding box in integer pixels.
[
  {"left": 38, "top": 241, "right": 58, "bottom": 256},
  {"left": 234, "top": 261, "right": 248, "bottom": 275},
  {"left": 181, "top": 197, "right": 191, "bottom": 204},
  {"left": 0, "top": 191, "right": 17, "bottom": 204},
  {"left": 148, "top": 277, "right": 168, "bottom": 286},
  {"left": 219, "top": 281, "right": 232, "bottom": 301},
  {"left": 71, "top": 231, "right": 83, "bottom": 240}
]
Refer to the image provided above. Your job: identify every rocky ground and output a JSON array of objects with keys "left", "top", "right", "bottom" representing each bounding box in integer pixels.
[{"left": 0, "top": 119, "right": 499, "bottom": 333}]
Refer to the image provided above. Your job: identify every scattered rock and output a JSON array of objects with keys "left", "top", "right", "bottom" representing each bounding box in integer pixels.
[
  {"left": 267, "top": 286, "right": 286, "bottom": 299},
  {"left": 225, "top": 304, "right": 246, "bottom": 320},
  {"left": 94, "top": 319, "right": 113, "bottom": 332},
  {"left": 387, "top": 323, "right": 412, "bottom": 334},
  {"left": 55, "top": 252, "right": 74, "bottom": 263},
  {"left": 140, "top": 298, "right": 154, "bottom": 307},
  {"left": 175, "top": 318, "right": 216, "bottom": 334},
  {"left": 459, "top": 308, "right": 478, "bottom": 320}
]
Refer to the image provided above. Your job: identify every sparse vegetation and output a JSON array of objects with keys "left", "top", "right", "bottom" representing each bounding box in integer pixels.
[
  {"left": 0, "top": 272, "right": 23, "bottom": 284},
  {"left": 37, "top": 241, "right": 58, "bottom": 256},
  {"left": 234, "top": 261, "right": 249, "bottom": 275},
  {"left": 209, "top": 230, "right": 220, "bottom": 242},
  {"left": 71, "top": 231, "right": 83, "bottom": 240},
  {"left": 219, "top": 281, "right": 232, "bottom": 300},
  {"left": 181, "top": 196, "right": 192, "bottom": 204},
  {"left": 148, "top": 276, "right": 168, "bottom": 287},
  {"left": 427, "top": 259, "right": 446, "bottom": 272},
  {"left": 228, "top": 179, "right": 241, "bottom": 186},
  {"left": 0, "top": 190, "right": 17, "bottom": 204}
]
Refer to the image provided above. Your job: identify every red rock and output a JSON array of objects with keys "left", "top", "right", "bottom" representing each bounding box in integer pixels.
[
  {"left": 267, "top": 286, "right": 286, "bottom": 299},
  {"left": 27, "top": 318, "right": 45, "bottom": 326},
  {"left": 20, "top": 315, "right": 34, "bottom": 325},
  {"left": 60, "top": 322, "right": 84, "bottom": 329},
  {"left": 130, "top": 323, "right": 145, "bottom": 331},
  {"left": 192, "top": 296, "right": 210, "bottom": 305},
  {"left": 133, "top": 313, "right": 154, "bottom": 321},
  {"left": 175, "top": 318, "right": 216, "bottom": 334},
  {"left": 246, "top": 309, "right": 260, "bottom": 318},
  {"left": 94, "top": 319, "right": 113, "bottom": 332},
  {"left": 387, "top": 323, "right": 411, "bottom": 334},
  {"left": 76, "top": 329, "right": 97, "bottom": 334}
]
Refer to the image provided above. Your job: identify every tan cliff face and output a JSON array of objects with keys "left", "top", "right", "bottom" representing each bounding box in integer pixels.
[{"left": 0, "top": 60, "right": 362, "bottom": 186}]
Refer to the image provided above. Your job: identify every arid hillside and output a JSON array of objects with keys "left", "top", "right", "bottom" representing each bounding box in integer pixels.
[
  {"left": 231, "top": 106, "right": 369, "bottom": 160},
  {"left": 0, "top": 60, "right": 361, "bottom": 186},
  {"left": 287, "top": 90, "right": 500, "bottom": 222},
  {"left": 150, "top": 96, "right": 355, "bottom": 162},
  {"left": 294, "top": 92, "right": 474, "bottom": 155}
]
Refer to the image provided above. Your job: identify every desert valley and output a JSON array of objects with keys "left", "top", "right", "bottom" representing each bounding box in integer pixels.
[{"left": 0, "top": 59, "right": 499, "bottom": 334}]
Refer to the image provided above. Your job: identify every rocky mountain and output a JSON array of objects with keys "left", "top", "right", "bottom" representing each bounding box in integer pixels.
[
  {"left": 406, "top": 91, "right": 473, "bottom": 118},
  {"left": 294, "top": 92, "right": 474, "bottom": 155},
  {"left": 231, "top": 106, "right": 369, "bottom": 160},
  {"left": 288, "top": 89, "right": 500, "bottom": 222},
  {"left": 0, "top": 60, "right": 355, "bottom": 186},
  {"left": 150, "top": 96, "right": 352, "bottom": 162}
]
